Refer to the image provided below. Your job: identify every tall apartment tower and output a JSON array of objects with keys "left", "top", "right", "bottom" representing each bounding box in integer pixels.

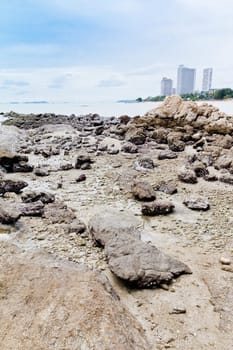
[
  {"left": 202, "top": 68, "right": 213, "bottom": 91},
  {"left": 177, "top": 65, "right": 196, "bottom": 95},
  {"left": 161, "top": 77, "right": 173, "bottom": 96}
]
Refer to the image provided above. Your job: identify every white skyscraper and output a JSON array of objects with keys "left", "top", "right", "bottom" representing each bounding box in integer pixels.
[
  {"left": 161, "top": 77, "right": 173, "bottom": 96},
  {"left": 177, "top": 65, "right": 196, "bottom": 95},
  {"left": 202, "top": 68, "right": 213, "bottom": 91}
]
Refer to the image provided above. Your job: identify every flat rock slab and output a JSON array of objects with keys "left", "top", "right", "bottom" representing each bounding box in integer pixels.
[
  {"left": 106, "top": 236, "right": 191, "bottom": 288},
  {"left": 0, "top": 248, "right": 149, "bottom": 350},
  {"left": 89, "top": 211, "right": 191, "bottom": 288},
  {"left": 89, "top": 210, "right": 141, "bottom": 247}
]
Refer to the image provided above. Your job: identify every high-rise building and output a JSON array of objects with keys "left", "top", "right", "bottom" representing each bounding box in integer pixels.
[
  {"left": 161, "top": 77, "right": 173, "bottom": 96},
  {"left": 177, "top": 65, "right": 196, "bottom": 95},
  {"left": 202, "top": 68, "right": 213, "bottom": 91}
]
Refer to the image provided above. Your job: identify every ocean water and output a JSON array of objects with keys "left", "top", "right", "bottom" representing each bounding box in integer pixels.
[{"left": 0, "top": 100, "right": 233, "bottom": 123}]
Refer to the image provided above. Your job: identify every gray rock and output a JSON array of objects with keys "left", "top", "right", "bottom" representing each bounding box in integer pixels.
[
  {"left": 219, "top": 172, "right": 233, "bottom": 185},
  {"left": 142, "top": 201, "right": 174, "bottom": 216},
  {"left": 134, "top": 157, "right": 155, "bottom": 171},
  {"left": 34, "top": 166, "right": 50, "bottom": 177},
  {"left": 121, "top": 142, "right": 138, "bottom": 154},
  {"left": 0, "top": 179, "right": 28, "bottom": 196},
  {"left": 154, "top": 181, "right": 177, "bottom": 195},
  {"left": 183, "top": 197, "right": 210, "bottom": 211},
  {"left": 89, "top": 210, "right": 141, "bottom": 247},
  {"left": 0, "top": 203, "right": 21, "bottom": 224},
  {"left": 125, "top": 127, "right": 146, "bottom": 145},
  {"left": 158, "top": 150, "right": 177, "bottom": 160},
  {"left": 178, "top": 167, "right": 197, "bottom": 184},
  {"left": 75, "top": 154, "right": 93, "bottom": 169},
  {"left": 21, "top": 191, "right": 55, "bottom": 204},
  {"left": 20, "top": 201, "right": 45, "bottom": 216},
  {"left": 106, "top": 235, "right": 191, "bottom": 288},
  {"left": 131, "top": 181, "right": 156, "bottom": 201}
]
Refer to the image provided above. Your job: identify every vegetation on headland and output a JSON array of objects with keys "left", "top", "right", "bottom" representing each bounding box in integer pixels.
[{"left": 136, "top": 88, "right": 233, "bottom": 103}]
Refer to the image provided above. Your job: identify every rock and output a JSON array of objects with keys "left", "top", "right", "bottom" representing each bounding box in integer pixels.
[
  {"left": 192, "top": 161, "right": 209, "bottom": 177},
  {"left": 134, "top": 157, "right": 155, "bottom": 171},
  {"left": 178, "top": 167, "right": 197, "bottom": 184},
  {"left": 34, "top": 166, "right": 50, "bottom": 177},
  {"left": 169, "top": 306, "right": 187, "bottom": 314},
  {"left": 75, "top": 154, "right": 93, "bottom": 169},
  {"left": 12, "top": 161, "right": 34, "bottom": 173},
  {"left": 119, "top": 114, "right": 131, "bottom": 124},
  {"left": 131, "top": 181, "right": 156, "bottom": 201},
  {"left": 219, "top": 172, "right": 233, "bottom": 185},
  {"left": 0, "top": 154, "right": 33, "bottom": 173},
  {"left": 204, "top": 173, "right": 218, "bottom": 182},
  {"left": 106, "top": 235, "right": 191, "bottom": 288},
  {"left": 168, "top": 139, "right": 185, "bottom": 152},
  {"left": 43, "top": 202, "right": 76, "bottom": 224},
  {"left": 219, "top": 257, "right": 231, "bottom": 265},
  {"left": 214, "top": 155, "right": 232, "bottom": 170},
  {"left": 142, "top": 201, "right": 174, "bottom": 216},
  {"left": 154, "top": 181, "right": 177, "bottom": 195},
  {"left": 76, "top": 174, "right": 86, "bottom": 182},
  {"left": 107, "top": 147, "right": 119, "bottom": 155},
  {"left": 67, "top": 219, "right": 86, "bottom": 234},
  {"left": 151, "top": 128, "right": 168, "bottom": 144},
  {"left": 0, "top": 251, "right": 149, "bottom": 349},
  {"left": 125, "top": 127, "right": 146, "bottom": 145},
  {"left": 89, "top": 210, "right": 141, "bottom": 247},
  {"left": 183, "top": 197, "right": 210, "bottom": 211},
  {"left": 20, "top": 201, "right": 45, "bottom": 216},
  {"left": 158, "top": 150, "right": 178, "bottom": 160},
  {"left": 21, "top": 191, "right": 55, "bottom": 204},
  {"left": 0, "top": 179, "right": 28, "bottom": 196},
  {"left": 59, "top": 163, "right": 73, "bottom": 171},
  {"left": 121, "top": 142, "right": 138, "bottom": 153},
  {"left": 0, "top": 203, "right": 21, "bottom": 224}
]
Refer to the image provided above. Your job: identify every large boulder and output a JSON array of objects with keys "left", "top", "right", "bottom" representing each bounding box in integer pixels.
[
  {"left": 0, "top": 250, "right": 149, "bottom": 349},
  {"left": 106, "top": 235, "right": 191, "bottom": 288}
]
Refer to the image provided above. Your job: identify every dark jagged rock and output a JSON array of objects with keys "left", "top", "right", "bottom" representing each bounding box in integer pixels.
[
  {"left": 21, "top": 191, "right": 55, "bottom": 204},
  {"left": 0, "top": 154, "right": 33, "bottom": 173},
  {"left": 76, "top": 174, "right": 86, "bottom": 182},
  {"left": 192, "top": 161, "right": 209, "bottom": 177},
  {"left": 125, "top": 127, "right": 146, "bottom": 145},
  {"left": 134, "top": 157, "right": 155, "bottom": 171},
  {"left": 183, "top": 197, "right": 210, "bottom": 211},
  {"left": 142, "top": 201, "right": 174, "bottom": 216},
  {"left": 75, "top": 154, "right": 93, "bottom": 169},
  {"left": 0, "top": 179, "right": 28, "bottom": 196},
  {"left": 131, "top": 181, "right": 156, "bottom": 201},
  {"left": 12, "top": 161, "right": 34, "bottom": 173}
]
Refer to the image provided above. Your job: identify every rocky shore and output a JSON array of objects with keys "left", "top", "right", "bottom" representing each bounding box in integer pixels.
[{"left": 0, "top": 96, "right": 233, "bottom": 349}]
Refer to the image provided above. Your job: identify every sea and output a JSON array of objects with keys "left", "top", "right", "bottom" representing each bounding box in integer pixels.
[{"left": 0, "top": 100, "right": 233, "bottom": 124}]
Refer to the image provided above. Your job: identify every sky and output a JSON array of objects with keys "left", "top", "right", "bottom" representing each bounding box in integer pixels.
[{"left": 0, "top": 0, "right": 233, "bottom": 103}]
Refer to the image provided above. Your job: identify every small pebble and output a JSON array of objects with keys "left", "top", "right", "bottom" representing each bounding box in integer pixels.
[
  {"left": 219, "top": 257, "right": 231, "bottom": 265},
  {"left": 169, "top": 306, "right": 186, "bottom": 314}
]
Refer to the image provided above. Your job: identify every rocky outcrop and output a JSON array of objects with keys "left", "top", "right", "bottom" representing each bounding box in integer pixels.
[{"left": 0, "top": 249, "right": 149, "bottom": 349}]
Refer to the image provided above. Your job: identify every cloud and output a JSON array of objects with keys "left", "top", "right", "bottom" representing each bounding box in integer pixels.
[
  {"left": 97, "top": 79, "right": 126, "bottom": 88},
  {"left": 3, "top": 80, "right": 30, "bottom": 87},
  {"left": 48, "top": 74, "right": 73, "bottom": 89}
]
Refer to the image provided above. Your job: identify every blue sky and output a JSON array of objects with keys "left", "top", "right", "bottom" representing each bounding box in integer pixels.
[{"left": 0, "top": 0, "right": 233, "bottom": 102}]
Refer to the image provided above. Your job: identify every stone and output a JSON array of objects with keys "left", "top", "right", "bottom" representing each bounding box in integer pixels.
[
  {"left": 131, "top": 181, "right": 156, "bottom": 201},
  {"left": 43, "top": 202, "right": 76, "bottom": 224},
  {"left": 0, "top": 179, "right": 28, "bottom": 196},
  {"left": 89, "top": 210, "right": 141, "bottom": 247},
  {"left": 59, "top": 163, "right": 73, "bottom": 171},
  {"left": 158, "top": 150, "right": 178, "bottom": 160},
  {"left": 125, "top": 127, "right": 146, "bottom": 145},
  {"left": 0, "top": 251, "right": 149, "bottom": 349},
  {"left": 21, "top": 191, "right": 55, "bottom": 204},
  {"left": 121, "top": 142, "right": 138, "bottom": 154},
  {"left": 76, "top": 174, "right": 86, "bottom": 182},
  {"left": 12, "top": 161, "right": 34, "bottom": 173},
  {"left": 219, "top": 173, "right": 233, "bottom": 185},
  {"left": 34, "top": 167, "right": 50, "bottom": 177},
  {"left": 75, "top": 154, "right": 93, "bottom": 169},
  {"left": 169, "top": 306, "right": 187, "bottom": 314},
  {"left": 106, "top": 235, "right": 191, "bottom": 288},
  {"left": 154, "top": 181, "right": 177, "bottom": 195},
  {"left": 183, "top": 197, "right": 210, "bottom": 211},
  {"left": 134, "top": 157, "right": 155, "bottom": 171},
  {"left": 219, "top": 257, "right": 231, "bottom": 265},
  {"left": 20, "top": 201, "right": 45, "bottom": 216},
  {"left": 0, "top": 202, "right": 21, "bottom": 224},
  {"left": 142, "top": 201, "right": 174, "bottom": 216},
  {"left": 178, "top": 167, "right": 197, "bottom": 184},
  {"left": 192, "top": 161, "right": 209, "bottom": 177}
]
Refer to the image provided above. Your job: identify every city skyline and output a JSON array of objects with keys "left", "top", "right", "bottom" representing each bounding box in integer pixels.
[{"left": 0, "top": 1, "right": 232, "bottom": 102}]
